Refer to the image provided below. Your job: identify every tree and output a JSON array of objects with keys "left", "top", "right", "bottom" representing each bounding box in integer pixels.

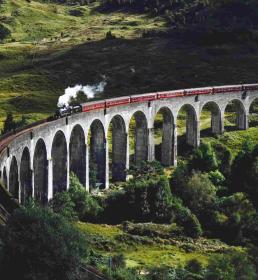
[
  {"left": 2, "top": 112, "right": 15, "bottom": 134},
  {"left": 0, "top": 24, "right": 10, "bottom": 41},
  {"left": 49, "top": 191, "right": 78, "bottom": 221},
  {"left": 0, "top": 204, "right": 88, "bottom": 280},
  {"left": 190, "top": 142, "right": 218, "bottom": 172},
  {"left": 182, "top": 172, "right": 217, "bottom": 215},
  {"left": 205, "top": 252, "right": 256, "bottom": 280},
  {"left": 68, "top": 173, "right": 102, "bottom": 222},
  {"left": 231, "top": 142, "right": 258, "bottom": 208}
]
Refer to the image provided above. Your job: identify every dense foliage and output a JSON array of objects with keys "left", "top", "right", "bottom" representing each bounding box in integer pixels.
[
  {"left": 50, "top": 172, "right": 103, "bottom": 222},
  {"left": 171, "top": 141, "right": 258, "bottom": 245},
  {"left": 0, "top": 203, "right": 88, "bottom": 280}
]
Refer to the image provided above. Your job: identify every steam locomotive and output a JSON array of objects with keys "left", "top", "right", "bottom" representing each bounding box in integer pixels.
[
  {"left": 55, "top": 104, "right": 82, "bottom": 118},
  {"left": 54, "top": 83, "right": 258, "bottom": 118}
]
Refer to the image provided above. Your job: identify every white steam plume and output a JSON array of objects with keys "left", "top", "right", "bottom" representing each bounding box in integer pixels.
[{"left": 57, "top": 79, "right": 107, "bottom": 107}]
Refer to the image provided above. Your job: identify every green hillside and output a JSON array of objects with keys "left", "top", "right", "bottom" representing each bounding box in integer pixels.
[{"left": 0, "top": 0, "right": 258, "bottom": 127}]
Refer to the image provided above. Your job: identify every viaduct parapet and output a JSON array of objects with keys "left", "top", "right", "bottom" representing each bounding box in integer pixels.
[{"left": 0, "top": 85, "right": 257, "bottom": 204}]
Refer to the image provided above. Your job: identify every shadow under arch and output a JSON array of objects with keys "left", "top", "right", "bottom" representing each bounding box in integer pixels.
[
  {"left": 3, "top": 166, "right": 7, "bottom": 188},
  {"left": 224, "top": 99, "right": 247, "bottom": 131},
  {"left": 129, "top": 111, "right": 148, "bottom": 166},
  {"left": 52, "top": 130, "right": 68, "bottom": 194},
  {"left": 9, "top": 156, "right": 19, "bottom": 200},
  {"left": 200, "top": 101, "right": 222, "bottom": 137},
  {"left": 20, "top": 147, "right": 32, "bottom": 205},
  {"left": 33, "top": 138, "right": 48, "bottom": 205},
  {"left": 154, "top": 107, "right": 175, "bottom": 166},
  {"left": 69, "top": 124, "right": 86, "bottom": 186},
  {"left": 88, "top": 119, "right": 106, "bottom": 190},
  {"left": 108, "top": 115, "right": 127, "bottom": 182},
  {"left": 249, "top": 98, "right": 258, "bottom": 127},
  {"left": 176, "top": 104, "right": 198, "bottom": 157}
]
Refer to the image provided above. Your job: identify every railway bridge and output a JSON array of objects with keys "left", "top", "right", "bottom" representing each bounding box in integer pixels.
[{"left": 0, "top": 84, "right": 257, "bottom": 204}]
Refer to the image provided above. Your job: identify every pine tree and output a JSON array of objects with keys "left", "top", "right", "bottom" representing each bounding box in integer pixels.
[{"left": 2, "top": 112, "right": 15, "bottom": 135}]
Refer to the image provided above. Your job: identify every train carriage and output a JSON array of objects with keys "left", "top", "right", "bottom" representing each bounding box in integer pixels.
[
  {"left": 130, "top": 93, "right": 157, "bottom": 103},
  {"left": 105, "top": 96, "right": 131, "bottom": 108},
  {"left": 82, "top": 100, "right": 106, "bottom": 112}
]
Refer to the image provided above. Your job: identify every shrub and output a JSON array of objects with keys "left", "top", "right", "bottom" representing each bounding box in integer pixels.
[
  {"left": 69, "top": 173, "right": 103, "bottom": 222},
  {"left": 49, "top": 191, "right": 78, "bottom": 220},
  {"left": 111, "top": 253, "right": 126, "bottom": 270},
  {"left": 186, "top": 258, "right": 203, "bottom": 274},
  {"left": 0, "top": 23, "right": 10, "bottom": 41},
  {"left": 205, "top": 251, "right": 257, "bottom": 280},
  {"left": 0, "top": 204, "right": 88, "bottom": 280},
  {"left": 69, "top": 9, "right": 84, "bottom": 16},
  {"left": 190, "top": 142, "right": 218, "bottom": 172},
  {"left": 106, "top": 30, "right": 116, "bottom": 40},
  {"left": 175, "top": 206, "right": 202, "bottom": 238},
  {"left": 208, "top": 170, "right": 225, "bottom": 187},
  {"left": 230, "top": 142, "right": 258, "bottom": 208},
  {"left": 182, "top": 172, "right": 217, "bottom": 215}
]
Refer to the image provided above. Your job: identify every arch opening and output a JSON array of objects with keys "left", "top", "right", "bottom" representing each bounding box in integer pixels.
[
  {"left": 200, "top": 102, "right": 222, "bottom": 137},
  {"left": 108, "top": 115, "right": 127, "bottom": 182},
  {"left": 249, "top": 98, "right": 258, "bottom": 127},
  {"left": 129, "top": 111, "right": 148, "bottom": 166},
  {"left": 33, "top": 139, "right": 48, "bottom": 205},
  {"left": 2, "top": 167, "right": 7, "bottom": 188},
  {"left": 20, "top": 147, "right": 32, "bottom": 205},
  {"left": 224, "top": 99, "right": 247, "bottom": 131},
  {"left": 52, "top": 131, "right": 68, "bottom": 194},
  {"left": 176, "top": 104, "right": 198, "bottom": 157},
  {"left": 69, "top": 125, "right": 86, "bottom": 186},
  {"left": 154, "top": 107, "right": 175, "bottom": 166},
  {"left": 88, "top": 120, "right": 106, "bottom": 191},
  {"left": 9, "top": 156, "right": 19, "bottom": 200}
]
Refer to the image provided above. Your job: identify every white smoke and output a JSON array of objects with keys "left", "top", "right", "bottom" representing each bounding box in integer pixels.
[{"left": 57, "top": 79, "right": 107, "bottom": 107}]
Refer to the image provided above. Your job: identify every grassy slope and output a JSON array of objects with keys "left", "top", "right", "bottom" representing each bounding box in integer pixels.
[
  {"left": 77, "top": 222, "right": 243, "bottom": 269},
  {"left": 0, "top": 0, "right": 258, "bottom": 127}
]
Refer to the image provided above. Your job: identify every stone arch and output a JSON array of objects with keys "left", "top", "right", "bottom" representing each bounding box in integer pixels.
[
  {"left": 109, "top": 115, "right": 127, "bottom": 182},
  {"left": 51, "top": 130, "right": 67, "bottom": 194},
  {"left": 88, "top": 119, "right": 106, "bottom": 190},
  {"left": 154, "top": 107, "right": 175, "bottom": 166},
  {"left": 129, "top": 111, "right": 148, "bottom": 164},
  {"left": 177, "top": 104, "right": 199, "bottom": 148},
  {"left": 3, "top": 167, "right": 7, "bottom": 188},
  {"left": 200, "top": 101, "right": 222, "bottom": 136},
  {"left": 33, "top": 138, "right": 48, "bottom": 205},
  {"left": 69, "top": 124, "right": 86, "bottom": 186},
  {"left": 248, "top": 98, "right": 258, "bottom": 127},
  {"left": 224, "top": 99, "right": 247, "bottom": 130},
  {"left": 20, "top": 147, "right": 32, "bottom": 205},
  {"left": 9, "top": 156, "right": 19, "bottom": 200}
]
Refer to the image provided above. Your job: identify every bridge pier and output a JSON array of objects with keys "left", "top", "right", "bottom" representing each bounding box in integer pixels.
[
  {"left": 237, "top": 113, "right": 249, "bottom": 130},
  {"left": 126, "top": 132, "right": 130, "bottom": 180},
  {"left": 186, "top": 113, "right": 200, "bottom": 148},
  {"left": 148, "top": 128, "right": 155, "bottom": 162},
  {"left": 85, "top": 144, "right": 89, "bottom": 192},
  {"left": 105, "top": 138, "right": 109, "bottom": 189},
  {"left": 173, "top": 124, "right": 177, "bottom": 166},
  {"left": 48, "top": 158, "right": 53, "bottom": 201},
  {"left": 211, "top": 110, "right": 223, "bottom": 134}
]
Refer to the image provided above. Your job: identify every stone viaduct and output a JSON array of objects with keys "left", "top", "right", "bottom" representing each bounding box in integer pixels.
[{"left": 0, "top": 85, "right": 257, "bottom": 204}]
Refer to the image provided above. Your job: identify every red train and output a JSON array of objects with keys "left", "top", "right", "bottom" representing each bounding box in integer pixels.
[{"left": 55, "top": 83, "right": 258, "bottom": 116}]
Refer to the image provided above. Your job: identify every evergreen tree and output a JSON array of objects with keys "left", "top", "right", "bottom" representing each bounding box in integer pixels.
[{"left": 2, "top": 112, "right": 15, "bottom": 135}]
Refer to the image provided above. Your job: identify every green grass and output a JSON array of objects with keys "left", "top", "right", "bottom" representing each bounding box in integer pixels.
[
  {"left": 0, "top": 0, "right": 258, "bottom": 128},
  {"left": 77, "top": 222, "right": 243, "bottom": 269}
]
